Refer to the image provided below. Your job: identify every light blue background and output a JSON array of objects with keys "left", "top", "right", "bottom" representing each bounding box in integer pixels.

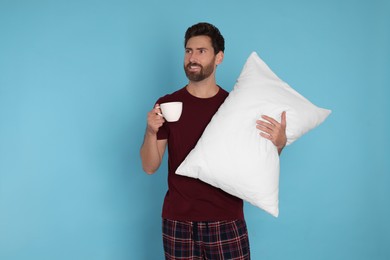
[{"left": 1, "top": 0, "right": 389, "bottom": 259}]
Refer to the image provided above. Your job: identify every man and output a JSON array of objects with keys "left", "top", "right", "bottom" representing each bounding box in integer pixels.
[{"left": 140, "top": 22, "right": 287, "bottom": 259}]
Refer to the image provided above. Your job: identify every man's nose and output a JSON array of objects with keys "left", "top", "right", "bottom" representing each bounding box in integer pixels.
[{"left": 189, "top": 53, "right": 198, "bottom": 63}]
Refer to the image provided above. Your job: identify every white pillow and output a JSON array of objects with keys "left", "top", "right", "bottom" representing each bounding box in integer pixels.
[{"left": 176, "top": 52, "right": 331, "bottom": 217}]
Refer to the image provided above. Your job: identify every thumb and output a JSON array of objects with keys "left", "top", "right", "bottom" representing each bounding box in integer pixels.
[{"left": 281, "top": 111, "right": 287, "bottom": 128}]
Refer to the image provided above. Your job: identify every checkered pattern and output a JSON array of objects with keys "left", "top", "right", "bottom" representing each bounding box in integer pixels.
[{"left": 162, "top": 219, "right": 250, "bottom": 259}]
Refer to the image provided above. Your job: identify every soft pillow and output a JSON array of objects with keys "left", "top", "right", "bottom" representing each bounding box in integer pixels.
[{"left": 176, "top": 52, "right": 331, "bottom": 217}]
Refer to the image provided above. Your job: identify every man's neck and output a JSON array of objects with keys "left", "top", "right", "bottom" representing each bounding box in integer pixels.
[{"left": 186, "top": 78, "right": 219, "bottom": 98}]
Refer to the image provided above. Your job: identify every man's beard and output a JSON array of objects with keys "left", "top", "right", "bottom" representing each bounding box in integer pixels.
[{"left": 184, "top": 61, "right": 215, "bottom": 82}]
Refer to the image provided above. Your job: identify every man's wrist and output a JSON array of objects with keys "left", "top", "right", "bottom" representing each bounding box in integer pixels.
[{"left": 145, "top": 127, "right": 158, "bottom": 139}]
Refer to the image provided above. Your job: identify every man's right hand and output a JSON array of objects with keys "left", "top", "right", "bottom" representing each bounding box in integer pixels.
[{"left": 146, "top": 104, "right": 165, "bottom": 135}]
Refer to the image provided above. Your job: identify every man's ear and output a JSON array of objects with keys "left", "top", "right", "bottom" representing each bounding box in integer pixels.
[{"left": 216, "top": 51, "right": 224, "bottom": 65}]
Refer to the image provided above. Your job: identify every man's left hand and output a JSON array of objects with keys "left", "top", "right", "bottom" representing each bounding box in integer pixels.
[{"left": 256, "top": 111, "right": 287, "bottom": 154}]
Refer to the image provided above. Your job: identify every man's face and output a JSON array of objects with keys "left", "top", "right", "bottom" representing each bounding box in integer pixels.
[{"left": 184, "top": 36, "right": 219, "bottom": 82}]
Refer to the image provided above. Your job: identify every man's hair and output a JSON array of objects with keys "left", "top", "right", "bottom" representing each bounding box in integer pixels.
[{"left": 184, "top": 22, "right": 225, "bottom": 54}]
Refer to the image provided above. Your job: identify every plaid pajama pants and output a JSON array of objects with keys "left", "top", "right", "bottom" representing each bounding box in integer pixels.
[{"left": 162, "top": 219, "right": 250, "bottom": 259}]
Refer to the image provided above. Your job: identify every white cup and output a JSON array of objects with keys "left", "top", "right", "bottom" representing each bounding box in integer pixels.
[{"left": 160, "top": 102, "right": 183, "bottom": 122}]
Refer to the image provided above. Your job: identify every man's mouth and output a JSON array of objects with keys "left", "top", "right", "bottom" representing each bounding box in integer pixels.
[{"left": 187, "top": 63, "right": 202, "bottom": 71}]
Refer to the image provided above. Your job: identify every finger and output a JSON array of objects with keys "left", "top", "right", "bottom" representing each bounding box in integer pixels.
[
  {"left": 148, "top": 110, "right": 162, "bottom": 119},
  {"left": 256, "top": 120, "right": 275, "bottom": 131},
  {"left": 153, "top": 104, "right": 163, "bottom": 117},
  {"left": 153, "top": 115, "right": 165, "bottom": 124},
  {"left": 150, "top": 118, "right": 165, "bottom": 131},
  {"left": 154, "top": 103, "right": 161, "bottom": 112},
  {"left": 261, "top": 115, "right": 279, "bottom": 126},
  {"left": 256, "top": 125, "right": 274, "bottom": 137},
  {"left": 256, "top": 124, "right": 271, "bottom": 132},
  {"left": 148, "top": 113, "right": 164, "bottom": 124},
  {"left": 260, "top": 132, "right": 272, "bottom": 140},
  {"left": 281, "top": 111, "right": 287, "bottom": 128}
]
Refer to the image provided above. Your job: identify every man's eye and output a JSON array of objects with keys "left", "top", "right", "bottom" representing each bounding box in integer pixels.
[{"left": 185, "top": 50, "right": 192, "bottom": 54}]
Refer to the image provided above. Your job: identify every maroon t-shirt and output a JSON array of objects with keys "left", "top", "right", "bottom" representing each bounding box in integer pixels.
[{"left": 156, "top": 86, "right": 244, "bottom": 221}]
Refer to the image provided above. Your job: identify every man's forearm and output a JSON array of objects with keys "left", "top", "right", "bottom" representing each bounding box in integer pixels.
[{"left": 140, "top": 132, "right": 163, "bottom": 174}]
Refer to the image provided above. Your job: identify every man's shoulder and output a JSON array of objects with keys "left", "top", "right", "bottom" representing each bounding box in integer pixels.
[{"left": 218, "top": 86, "right": 229, "bottom": 96}]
